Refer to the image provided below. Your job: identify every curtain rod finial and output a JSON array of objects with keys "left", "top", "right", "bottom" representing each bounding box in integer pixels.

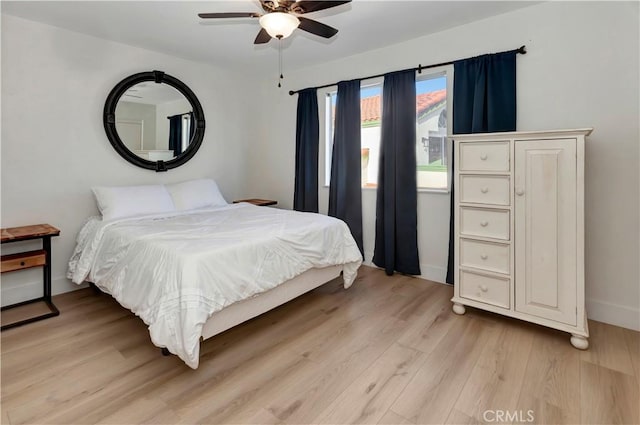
[
  {"left": 289, "top": 90, "right": 295, "bottom": 96},
  {"left": 518, "top": 45, "right": 527, "bottom": 54}
]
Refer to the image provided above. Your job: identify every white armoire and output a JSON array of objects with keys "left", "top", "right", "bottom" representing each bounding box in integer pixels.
[{"left": 450, "top": 129, "right": 592, "bottom": 349}]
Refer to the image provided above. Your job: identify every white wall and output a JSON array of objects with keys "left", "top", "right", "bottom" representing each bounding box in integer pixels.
[
  {"left": 246, "top": 2, "right": 640, "bottom": 330},
  {"left": 1, "top": 15, "right": 257, "bottom": 304},
  {"left": 115, "top": 101, "right": 156, "bottom": 151}
]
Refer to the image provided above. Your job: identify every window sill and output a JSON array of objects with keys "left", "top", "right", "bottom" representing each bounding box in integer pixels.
[
  {"left": 418, "top": 188, "right": 450, "bottom": 194},
  {"left": 321, "top": 185, "right": 450, "bottom": 194}
]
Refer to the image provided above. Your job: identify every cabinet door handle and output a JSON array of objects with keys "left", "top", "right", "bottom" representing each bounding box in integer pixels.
[
  {"left": 480, "top": 221, "right": 488, "bottom": 227},
  {"left": 480, "top": 254, "right": 488, "bottom": 260},
  {"left": 481, "top": 187, "right": 489, "bottom": 193},
  {"left": 480, "top": 154, "right": 488, "bottom": 161},
  {"left": 479, "top": 285, "right": 488, "bottom": 292},
  {"left": 516, "top": 188, "right": 525, "bottom": 196}
]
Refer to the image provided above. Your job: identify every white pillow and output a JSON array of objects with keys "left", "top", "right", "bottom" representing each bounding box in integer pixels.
[
  {"left": 92, "top": 184, "right": 175, "bottom": 221},
  {"left": 166, "top": 179, "right": 227, "bottom": 211}
]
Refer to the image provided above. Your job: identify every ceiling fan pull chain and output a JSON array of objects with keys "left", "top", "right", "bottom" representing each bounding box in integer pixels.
[{"left": 278, "top": 36, "right": 283, "bottom": 88}]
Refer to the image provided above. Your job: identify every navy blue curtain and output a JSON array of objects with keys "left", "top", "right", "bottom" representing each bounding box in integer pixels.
[
  {"left": 446, "top": 50, "right": 517, "bottom": 284},
  {"left": 293, "top": 88, "right": 320, "bottom": 212},
  {"left": 373, "top": 70, "right": 421, "bottom": 276},
  {"left": 329, "top": 80, "right": 364, "bottom": 255},
  {"left": 168, "top": 115, "right": 183, "bottom": 157}
]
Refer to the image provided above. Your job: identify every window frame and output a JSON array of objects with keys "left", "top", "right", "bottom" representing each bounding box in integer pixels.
[
  {"left": 181, "top": 114, "right": 191, "bottom": 152},
  {"left": 320, "top": 65, "right": 453, "bottom": 194},
  {"left": 416, "top": 65, "right": 453, "bottom": 194},
  {"left": 322, "top": 78, "right": 384, "bottom": 189}
]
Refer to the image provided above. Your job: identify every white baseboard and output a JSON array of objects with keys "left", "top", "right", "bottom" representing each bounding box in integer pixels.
[
  {"left": 418, "top": 263, "right": 447, "bottom": 284},
  {"left": 1, "top": 276, "right": 86, "bottom": 307},
  {"left": 362, "top": 251, "right": 376, "bottom": 269},
  {"left": 586, "top": 298, "right": 640, "bottom": 331},
  {"left": 362, "top": 252, "right": 447, "bottom": 285}
]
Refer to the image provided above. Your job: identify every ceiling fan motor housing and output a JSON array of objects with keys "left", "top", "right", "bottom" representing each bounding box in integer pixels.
[{"left": 198, "top": 0, "right": 351, "bottom": 44}]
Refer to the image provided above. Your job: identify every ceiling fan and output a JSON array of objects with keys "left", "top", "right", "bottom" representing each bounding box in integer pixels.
[{"left": 198, "top": 0, "right": 352, "bottom": 44}]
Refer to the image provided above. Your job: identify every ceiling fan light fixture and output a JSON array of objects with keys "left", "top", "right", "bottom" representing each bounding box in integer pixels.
[{"left": 259, "top": 12, "right": 300, "bottom": 39}]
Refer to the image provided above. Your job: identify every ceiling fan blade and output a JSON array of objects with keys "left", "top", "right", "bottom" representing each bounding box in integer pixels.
[
  {"left": 298, "top": 17, "right": 338, "bottom": 38},
  {"left": 198, "top": 12, "right": 261, "bottom": 19},
  {"left": 254, "top": 28, "right": 272, "bottom": 44},
  {"left": 293, "top": 1, "right": 351, "bottom": 14}
]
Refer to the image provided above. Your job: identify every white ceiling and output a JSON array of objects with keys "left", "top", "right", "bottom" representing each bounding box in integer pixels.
[
  {"left": 122, "top": 82, "right": 186, "bottom": 105},
  {"left": 2, "top": 1, "right": 538, "bottom": 72}
]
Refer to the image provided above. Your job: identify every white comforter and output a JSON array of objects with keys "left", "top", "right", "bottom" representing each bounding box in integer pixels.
[{"left": 68, "top": 203, "right": 362, "bottom": 368}]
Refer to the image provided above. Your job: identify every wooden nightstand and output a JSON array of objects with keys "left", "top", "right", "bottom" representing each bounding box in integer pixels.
[
  {"left": 1, "top": 224, "right": 60, "bottom": 331},
  {"left": 233, "top": 198, "right": 277, "bottom": 207}
]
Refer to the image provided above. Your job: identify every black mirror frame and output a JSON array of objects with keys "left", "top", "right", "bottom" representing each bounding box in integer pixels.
[{"left": 103, "top": 70, "right": 206, "bottom": 172}]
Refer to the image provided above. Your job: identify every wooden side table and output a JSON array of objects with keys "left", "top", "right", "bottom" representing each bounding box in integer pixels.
[
  {"left": 1, "top": 224, "right": 60, "bottom": 331},
  {"left": 233, "top": 198, "right": 277, "bottom": 207}
]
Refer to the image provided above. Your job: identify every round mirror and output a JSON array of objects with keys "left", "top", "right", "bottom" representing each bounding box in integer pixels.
[{"left": 103, "top": 71, "right": 205, "bottom": 171}]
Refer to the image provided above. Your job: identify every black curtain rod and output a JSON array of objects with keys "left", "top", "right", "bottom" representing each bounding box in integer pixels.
[{"left": 288, "top": 45, "right": 526, "bottom": 96}]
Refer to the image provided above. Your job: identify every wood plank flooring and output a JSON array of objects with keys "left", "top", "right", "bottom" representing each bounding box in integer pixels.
[{"left": 1, "top": 266, "right": 639, "bottom": 424}]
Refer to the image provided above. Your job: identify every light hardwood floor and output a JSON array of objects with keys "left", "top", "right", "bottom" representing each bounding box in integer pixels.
[{"left": 1, "top": 266, "right": 639, "bottom": 424}]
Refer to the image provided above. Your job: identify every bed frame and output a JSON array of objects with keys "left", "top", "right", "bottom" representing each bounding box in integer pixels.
[
  {"left": 200, "top": 264, "right": 342, "bottom": 339},
  {"left": 91, "top": 265, "right": 343, "bottom": 356}
]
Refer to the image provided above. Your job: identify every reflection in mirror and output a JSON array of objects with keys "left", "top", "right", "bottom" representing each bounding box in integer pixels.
[{"left": 114, "top": 83, "right": 193, "bottom": 161}]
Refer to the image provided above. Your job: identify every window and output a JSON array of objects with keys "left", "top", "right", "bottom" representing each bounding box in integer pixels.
[
  {"left": 416, "top": 72, "right": 448, "bottom": 190},
  {"left": 324, "top": 69, "right": 450, "bottom": 191},
  {"left": 181, "top": 114, "right": 192, "bottom": 152}
]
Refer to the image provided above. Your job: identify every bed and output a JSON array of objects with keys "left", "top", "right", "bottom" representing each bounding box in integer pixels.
[{"left": 68, "top": 185, "right": 362, "bottom": 369}]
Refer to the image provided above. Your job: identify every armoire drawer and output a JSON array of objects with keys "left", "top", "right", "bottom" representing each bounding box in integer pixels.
[
  {"left": 459, "top": 141, "right": 510, "bottom": 172},
  {"left": 460, "top": 239, "right": 510, "bottom": 274},
  {"left": 460, "top": 207, "right": 510, "bottom": 240},
  {"left": 459, "top": 175, "right": 510, "bottom": 206},
  {"left": 460, "top": 270, "right": 510, "bottom": 309}
]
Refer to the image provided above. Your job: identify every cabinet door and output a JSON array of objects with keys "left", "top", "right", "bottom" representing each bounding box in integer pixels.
[{"left": 514, "top": 139, "right": 577, "bottom": 326}]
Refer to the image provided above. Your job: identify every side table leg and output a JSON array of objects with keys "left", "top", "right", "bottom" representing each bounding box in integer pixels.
[{"left": 43, "top": 236, "right": 52, "bottom": 302}]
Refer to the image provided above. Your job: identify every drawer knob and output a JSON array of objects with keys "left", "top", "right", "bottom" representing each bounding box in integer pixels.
[
  {"left": 480, "top": 221, "right": 488, "bottom": 227},
  {"left": 479, "top": 285, "right": 488, "bottom": 292},
  {"left": 481, "top": 187, "right": 489, "bottom": 194},
  {"left": 20, "top": 261, "right": 25, "bottom": 266},
  {"left": 480, "top": 154, "right": 488, "bottom": 161},
  {"left": 480, "top": 254, "right": 488, "bottom": 260},
  {"left": 516, "top": 188, "right": 525, "bottom": 196}
]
